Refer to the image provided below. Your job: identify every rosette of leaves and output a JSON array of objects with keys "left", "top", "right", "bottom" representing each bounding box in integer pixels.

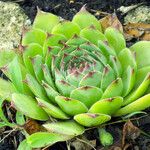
[{"left": 0, "top": 6, "right": 150, "bottom": 149}]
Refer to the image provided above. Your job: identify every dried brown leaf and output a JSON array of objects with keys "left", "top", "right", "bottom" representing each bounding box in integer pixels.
[
  {"left": 100, "top": 13, "right": 123, "bottom": 33},
  {"left": 124, "top": 23, "right": 150, "bottom": 41},
  {"left": 122, "top": 120, "right": 140, "bottom": 148},
  {"left": 23, "top": 119, "right": 43, "bottom": 135}
]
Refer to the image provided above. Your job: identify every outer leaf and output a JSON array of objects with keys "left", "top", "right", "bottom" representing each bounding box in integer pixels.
[
  {"left": 114, "top": 94, "right": 150, "bottom": 116},
  {"left": 80, "top": 26, "right": 106, "bottom": 45},
  {"left": 123, "top": 73, "right": 150, "bottom": 106},
  {"left": 105, "top": 27, "right": 126, "bottom": 54},
  {"left": 70, "top": 86, "right": 103, "bottom": 108},
  {"left": 33, "top": 9, "right": 59, "bottom": 33},
  {"left": 52, "top": 21, "right": 80, "bottom": 39},
  {"left": 27, "top": 132, "right": 71, "bottom": 148},
  {"left": 89, "top": 96, "right": 123, "bottom": 115},
  {"left": 118, "top": 48, "right": 136, "bottom": 70},
  {"left": 0, "top": 50, "right": 16, "bottom": 68},
  {"left": 16, "top": 111, "right": 25, "bottom": 125},
  {"left": 23, "top": 43, "right": 43, "bottom": 75},
  {"left": 25, "top": 74, "right": 49, "bottom": 101},
  {"left": 55, "top": 96, "right": 88, "bottom": 116},
  {"left": 7, "top": 57, "right": 24, "bottom": 93},
  {"left": 72, "top": 6, "right": 102, "bottom": 31},
  {"left": 43, "top": 121, "right": 85, "bottom": 136},
  {"left": 22, "top": 28, "right": 47, "bottom": 46},
  {"left": 12, "top": 93, "right": 48, "bottom": 121},
  {"left": 17, "top": 139, "right": 32, "bottom": 150},
  {"left": 0, "top": 78, "right": 15, "bottom": 101},
  {"left": 130, "top": 41, "right": 150, "bottom": 69},
  {"left": 74, "top": 113, "right": 111, "bottom": 127},
  {"left": 102, "top": 78, "right": 123, "bottom": 99},
  {"left": 122, "top": 66, "right": 135, "bottom": 97},
  {"left": 36, "top": 97, "right": 69, "bottom": 119}
]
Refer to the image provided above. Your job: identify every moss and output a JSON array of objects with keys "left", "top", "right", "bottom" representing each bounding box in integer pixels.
[
  {"left": 0, "top": 1, "right": 31, "bottom": 50},
  {"left": 124, "top": 5, "right": 150, "bottom": 24}
]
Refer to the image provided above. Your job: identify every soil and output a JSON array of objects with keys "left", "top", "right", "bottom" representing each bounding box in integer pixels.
[{"left": 0, "top": 0, "right": 150, "bottom": 150}]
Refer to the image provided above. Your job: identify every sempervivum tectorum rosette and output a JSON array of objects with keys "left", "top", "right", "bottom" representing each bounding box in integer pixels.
[{"left": 0, "top": 6, "right": 150, "bottom": 148}]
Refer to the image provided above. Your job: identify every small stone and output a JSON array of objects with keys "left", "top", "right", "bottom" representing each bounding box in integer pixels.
[{"left": 0, "top": 1, "right": 31, "bottom": 50}]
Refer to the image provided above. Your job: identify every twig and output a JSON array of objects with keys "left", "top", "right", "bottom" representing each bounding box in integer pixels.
[
  {"left": 86, "top": 114, "right": 148, "bottom": 131},
  {"left": 66, "top": 141, "right": 71, "bottom": 150},
  {"left": 76, "top": 137, "right": 96, "bottom": 150},
  {"left": 0, "top": 127, "right": 17, "bottom": 143}
]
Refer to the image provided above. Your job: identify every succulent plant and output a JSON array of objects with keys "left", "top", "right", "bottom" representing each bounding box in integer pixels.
[{"left": 0, "top": 6, "right": 150, "bottom": 149}]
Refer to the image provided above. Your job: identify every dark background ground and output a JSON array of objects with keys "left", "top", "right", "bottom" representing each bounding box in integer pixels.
[{"left": 0, "top": 0, "right": 150, "bottom": 150}]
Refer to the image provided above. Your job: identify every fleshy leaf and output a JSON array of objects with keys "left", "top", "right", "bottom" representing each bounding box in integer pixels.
[
  {"left": 70, "top": 86, "right": 103, "bottom": 108},
  {"left": 25, "top": 74, "right": 49, "bottom": 101},
  {"left": 105, "top": 27, "right": 126, "bottom": 54},
  {"left": 0, "top": 78, "right": 15, "bottom": 101},
  {"left": 122, "top": 66, "right": 135, "bottom": 97},
  {"left": 114, "top": 94, "right": 150, "bottom": 116},
  {"left": 80, "top": 26, "right": 106, "bottom": 45},
  {"left": 23, "top": 43, "right": 43, "bottom": 75},
  {"left": 102, "top": 78, "right": 123, "bottom": 98},
  {"left": 52, "top": 21, "right": 80, "bottom": 39},
  {"left": 123, "top": 72, "right": 150, "bottom": 106},
  {"left": 72, "top": 6, "right": 102, "bottom": 31},
  {"left": 12, "top": 93, "right": 48, "bottom": 121},
  {"left": 74, "top": 113, "right": 111, "bottom": 127},
  {"left": 22, "top": 28, "right": 47, "bottom": 46},
  {"left": 130, "top": 41, "right": 150, "bottom": 69},
  {"left": 43, "top": 121, "right": 85, "bottom": 136},
  {"left": 27, "top": 132, "right": 71, "bottom": 148},
  {"left": 79, "top": 71, "right": 102, "bottom": 87},
  {"left": 89, "top": 96, "right": 123, "bottom": 115},
  {"left": 33, "top": 9, "right": 59, "bottom": 33},
  {"left": 55, "top": 96, "right": 88, "bottom": 116},
  {"left": 17, "top": 139, "right": 32, "bottom": 150},
  {"left": 36, "top": 97, "right": 69, "bottom": 119},
  {"left": 0, "top": 50, "right": 16, "bottom": 68}
]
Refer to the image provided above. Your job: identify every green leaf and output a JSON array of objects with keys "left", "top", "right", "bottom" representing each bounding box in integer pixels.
[
  {"left": 72, "top": 6, "right": 102, "bottom": 31},
  {"left": 105, "top": 27, "right": 126, "bottom": 54},
  {"left": 89, "top": 96, "right": 123, "bottom": 115},
  {"left": 52, "top": 21, "right": 80, "bottom": 39},
  {"left": 0, "top": 50, "right": 16, "bottom": 68},
  {"left": 25, "top": 74, "right": 49, "bottom": 101},
  {"left": 55, "top": 96, "right": 88, "bottom": 116},
  {"left": 118, "top": 48, "right": 137, "bottom": 70},
  {"left": 43, "top": 121, "right": 85, "bottom": 136},
  {"left": 17, "top": 139, "right": 32, "bottom": 150},
  {"left": 80, "top": 26, "right": 106, "bottom": 45},
  {"left": 36, "top": 97, "right": 69, "bottom": 119},
  {"left": 102, "top": 78, "right": 123, "bottom": 99},
  {"left": 32, "top": 55, "right": 44, "bottom": 83},
  {"left": 114, "top": 94, "right": 150, "bottom": 116},
  {"left": 74, "top": 113, "right": 111, "bottom": 127},
  {"left": 22, "top": 28, "right": 47, "bottom": 46},
  {"left": 123, "top": 72, "right": 150, "bottom": 106},
  {"left": 122, "top": 66, "right": 135, "bottom": 97},
  {"left": 16, "top": 111, "right": 25, "bottom": 125},
  {"left": 12, "top": 93, "right": 49, "bottom": 121},
  {"left": 70, "top": 86, "right": 103, "bottom": 108},
  {"left": 8, "top": 57, "right": 24, "bottom": 93},
  {"left": 27, "top": 132, "right": 71, "bottom": 148},
  {"left": 79, "top": 71, "right": 102, "bottom": 87},
  {"left": 130, "top": 41, "right": 150, "bottom": 69},
  {"left": 23, "top": 43, "right": 43, "bottom": 75},
  {"left": 0, "top": 78, "right": 15, "bottom": 101},
  {"left": 33, "top": 9, "right": 59, "bottom": 33}
]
